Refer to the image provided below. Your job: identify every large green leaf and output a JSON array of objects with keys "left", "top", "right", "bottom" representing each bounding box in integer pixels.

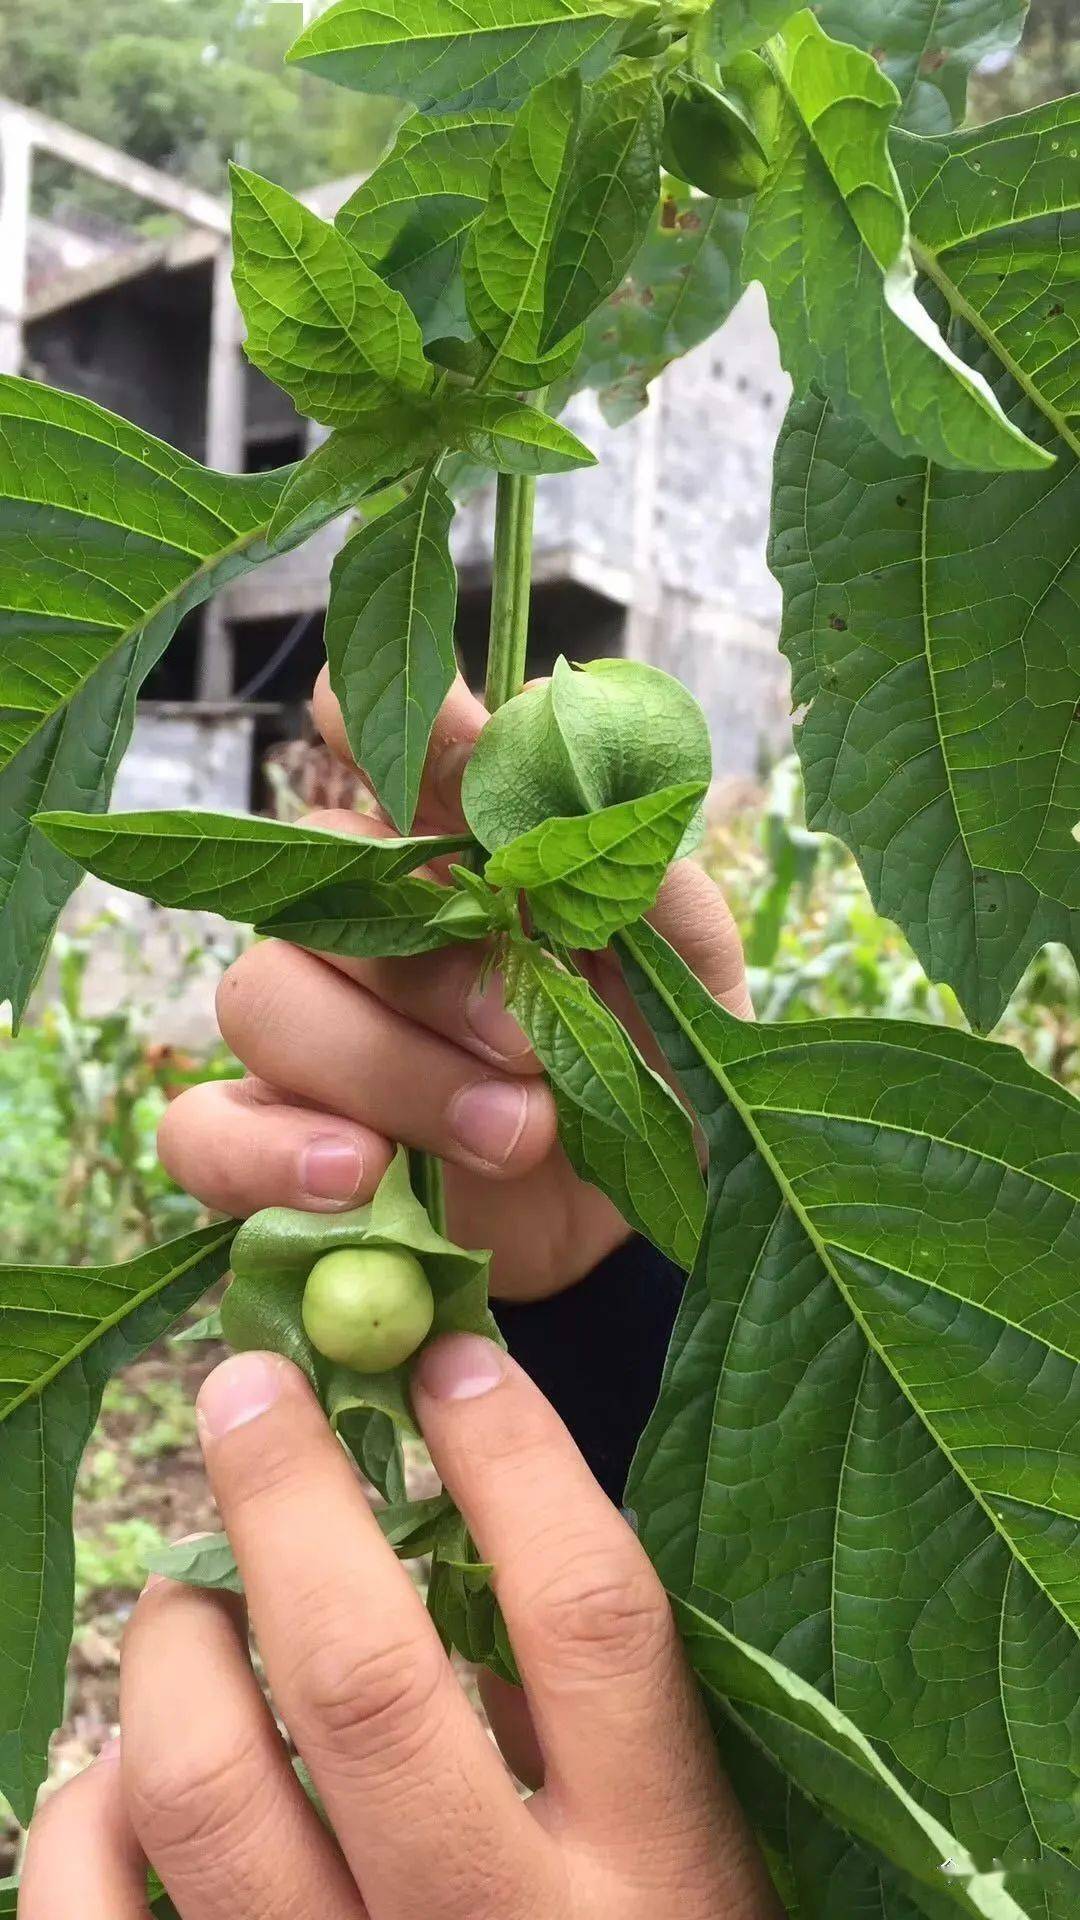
[
  {"left": 256, "top": 875, "right": 458, "bottom": 960},
  {"left": 691, "top": 0, "right": 796, "bottom": 62},
  {"left": 770, "top": 362, "right": 1079, "bottom": 1033},
  {"left": 895, "top": 98, "right": 1080, "bottom": 451},
  {"left": 541, "top": 60, "right": 663, "bottom": 350},
  {"left": 336, "top": 110, "right": 513, "bottom": 341},
  {"left": 623, "top": 920, "right": 1080, "bottom": 1914},
  {"left": 267, "top": 400, "right": 446, "bottom": 549},
  {"left": 486, "top": 781, "right": 705, "bottom": 947},
  {"left": 463, "top": 654, "right": 712, "bottom": 851},
  {"left": 35, "top": 810, "right": 468, "bottom": 918},
  {"left": 324, "top": 464, "right": 458, "bottom": 834},
  {"left": 231, "top": 165, "right": 432, "bottom": 426},
  {"left": 744, "top": 12, "right": 1048, "bottom": 473},
  {"left": 0, "top": 378, "right": 295, "bottom": 1027},
  {"left": 440, "top": 394, "right": 597, "bottom": 474},
  {"left": 817, "top": 0, "right": 1028, "bottom": 134},
  {"left": 287, "top": 0, "right": 630, "bottom": 112},
  {"left": 463, "top": 74, "right": 586, "bottom": 390},
  {"left": 0, "top": 1225, "right": 236, "bottom": 1822},
  {"left": 676, "top": 1603, "right": 1033, "bottom": 1920},
  {"left": 569, "top": 176, "right": 745, "bottom": 424},
  {"left": 505, "top": 942, "right": 705, "bottom": 1267}
]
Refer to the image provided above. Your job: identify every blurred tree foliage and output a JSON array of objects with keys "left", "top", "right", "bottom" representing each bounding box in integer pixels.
[
  {"left": 0, "top": 0, "right": 398, "bottom": 216},
  {"left": 969, "top": 0, "right": 1078, "bottom": 119}
]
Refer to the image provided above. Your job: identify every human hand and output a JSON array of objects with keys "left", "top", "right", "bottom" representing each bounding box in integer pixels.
[
  {"left": 21, "top": 1338, "right": 781, "bottom": 1920},
  {"left": 158, "top": 673, "right": 750, "bottom": 1299}
]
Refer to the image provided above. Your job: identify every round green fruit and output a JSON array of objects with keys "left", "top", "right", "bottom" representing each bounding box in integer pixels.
[{"left": 301, "top": 1246, "right": 436, "bottom": 1373}]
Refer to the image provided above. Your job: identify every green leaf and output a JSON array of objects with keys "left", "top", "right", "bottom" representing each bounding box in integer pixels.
[
  {"left": 675, "top": 1602, "right": 1034, "bottom": 1920},
  {"left": 146, "top": 1532, "right": 243, "bottom": 1595},
  {"left": 505, "top": 942, "right": 705, "bottom": 1266},
  {"left": 463, "top": 74, "right": 586, "bottom": 390},
  {"left": 770, "top": 365, "right": 1079, "bottom": 1032},
  {"left": 692, "top": 0, "right": 797, "bottom": 62},
  {"left": 816, "top": 0, "right": 1027, "bottom": 134},
  {"left": 267, "top": 400, "right": 446, "bottom": 550},
  {"left": 324, "top": 463, "right": 458, "bottom": 834},
  {"left": 623, "top": 920, "right": 1080, "bottom": 1912},
  {"left": 485, "top": 780, "right": 704, "bottom": 947},
  {"left": 0, "top": 378, "right": 298, "bottom": 1027},
  {"left": 463, "top": 654, "right": 712, "bottom": 851},
  {"left": 256, "top": 875, "right": 460, "bottom": 959},
  {"left": 336, "top": 110, "right": 514, "bottom": 341},
  {"left": 287, "top": 0, "right": 631, "bottom": 113},
  {"left": 569, "top": 177, "right": 745, "bottom": 423},
  {"left": 744, "top": 12, "right": 1048, "bottom": 473},
  {"left": 894, "top": 97, "right": 1080, "bottom": 450},
  {"left": 230, "top": 165, "right": 432, "bottom": 427},
  {"left": 223, "top": 1150, "right": 500, "bottom": 1445},
  {"left": 34, "top": 809, "right": 469, "bottom": 920},
  {"left": 440, "top": 393, "right": 597, "bottom": 475},
  {"left": 0, "top": 1224, "right": 235, "bottom": 1822},
  {"left": 541, "top": 61, "right": 663, "bottom": 351}
]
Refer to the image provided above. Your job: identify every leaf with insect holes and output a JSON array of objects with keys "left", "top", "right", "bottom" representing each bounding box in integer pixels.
[
  {"left": 743, "top": 12, "right": 1048, "bottom": 472},
  {"left": 463, "top": 74, "right": 586, "bottom": 390},
  {"left": 771, "top": 369, "right": 1079, "bottom": 1034},
  {"left": 0, "top": 1225, "right": 236, "bottom": 1822},
  {"left": 623, "top": 919, "right": 1080, "bottom": 1914},
  {"left": 818, "top": 0, "right": 1027, "bottom": 134},
  {"left": 541, "top": 60, "right": 663, "bottom": 352},
  {"left": 287, "top": 0, "right": 632, "bottom": 114},
  {"left": 505, "top": 942, "right": 705, "bottom": 1267},
  {"left": 463, "top": 655, "right": 712, "bottom": 855},
  {"left": 568, "top": 176, "right": 745, "bottom": 424},
  {"left": 893, "top": 95, "right": 1080, "bottom": 441},
  {"left": 230, "top": 166, "right": 432, "bottom": 427},
  {"left": 324, "top": 463, "right": 458, "bottom": 834},
  {"left": 485, "top": 780, "right": 705, "bottom": 947},
  {"left": 0, "top": 378, "right": 306, "bottom": 1028},
  {"left": 336, "top": 111, "right": 514, "bottom": 341},
  {"left": 34, "top": 810, "right": 469, "bottom": 920}
]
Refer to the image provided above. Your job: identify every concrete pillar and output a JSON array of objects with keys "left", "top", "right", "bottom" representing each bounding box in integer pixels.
[
  {"left": 196, "top": 244, "right": 247, "bottom": 701},
  {"left": 0, "top": 110, "right": 32, "bottom": 378}
]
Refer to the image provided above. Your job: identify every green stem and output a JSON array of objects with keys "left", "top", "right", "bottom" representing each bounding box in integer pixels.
[{"left": 484, "top": 469, "right": 538, "bottom": 713}]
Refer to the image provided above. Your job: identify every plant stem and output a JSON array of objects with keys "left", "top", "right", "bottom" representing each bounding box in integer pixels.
[
  {"left": 420, "top": 448, "right": 540, "bottom": 1234},
  {"left": 484, "top": 470, "right": 537, "bottom": 713}
]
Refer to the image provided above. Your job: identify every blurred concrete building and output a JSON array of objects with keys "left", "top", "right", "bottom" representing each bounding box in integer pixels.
[{"left": 0, "top": 96, "right": 792, "bottom": 813}]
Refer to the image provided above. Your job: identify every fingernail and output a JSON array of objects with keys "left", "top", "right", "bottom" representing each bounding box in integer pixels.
[
  {"left": 465, "top": 973, "right": 530, "bottom": 1061},
  {"left": 415, "top": 1333, "right": 507, "bottom": 1401},
  {"left": 299, "top": 1135, "right": 364, "bottom": 1204},
  {"left": 431, "top": 741, "right": 472, "bottom": 813},
  {"left": 197, "top": 1352, "right": 290, "bottom": 1440},
  {"left": 96, "top": 1736, "right": 121, "bottom": 1765},
  {"left": 449, "top": 1080, "right": 528, "bottom": 1167}
]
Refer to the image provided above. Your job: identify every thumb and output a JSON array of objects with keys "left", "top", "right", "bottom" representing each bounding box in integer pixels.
[{"left": 647, "top": 857, "right": 753, "bottom": 1020}]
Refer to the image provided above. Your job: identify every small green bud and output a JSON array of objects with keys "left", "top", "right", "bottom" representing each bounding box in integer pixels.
[{"left": 302, "top": 1246, "right": 436, "bottom": 1372}]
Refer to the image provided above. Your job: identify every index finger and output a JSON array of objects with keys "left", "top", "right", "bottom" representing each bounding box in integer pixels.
[
  {"left": 412, "top": 1333, "right": 764, "bottom": 1897},
  {"left": 313, "top": 666, "right": 488, "bottom": 834}
]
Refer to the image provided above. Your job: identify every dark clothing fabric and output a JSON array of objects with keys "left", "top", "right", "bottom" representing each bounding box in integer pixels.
[{"left": 493, "top": 1236, "right": 684, "bottom": 1506}]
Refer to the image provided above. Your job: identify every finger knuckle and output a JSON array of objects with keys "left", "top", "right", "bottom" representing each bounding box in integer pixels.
[
  {"left": 523, "top": 1539, "right": 673, "bottom": 1680},
  {"left": 287, "top": 1625, "right": 446, "bottom": 1766},
  {"left": 128, "top": 1723, "right": 270, "bottom": 1857}
]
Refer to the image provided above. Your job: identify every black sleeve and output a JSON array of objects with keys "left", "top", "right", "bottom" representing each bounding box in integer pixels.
[{"left": 492, "top": 1237, "right": 685, "bottom": 1506}]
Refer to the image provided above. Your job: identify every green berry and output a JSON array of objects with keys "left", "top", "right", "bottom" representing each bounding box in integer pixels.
[{"left": 302, "top": 1246, "right": 435, "bottom": 1372}]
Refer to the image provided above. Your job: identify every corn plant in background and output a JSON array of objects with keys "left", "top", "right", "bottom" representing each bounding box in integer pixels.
[{"left": 1, "top": 0, "right": 1079, "bottom": 1911}]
